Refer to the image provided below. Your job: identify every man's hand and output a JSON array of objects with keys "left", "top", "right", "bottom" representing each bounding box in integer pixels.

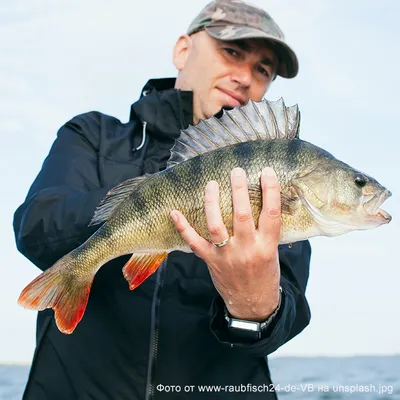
[{"left": 170, "top": 167, "right": 281, "bottom": 322}]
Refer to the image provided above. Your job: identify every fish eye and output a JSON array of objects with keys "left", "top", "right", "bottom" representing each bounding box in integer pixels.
[{"left": 354, "top": 173, "right": 367, "bottom": 188}]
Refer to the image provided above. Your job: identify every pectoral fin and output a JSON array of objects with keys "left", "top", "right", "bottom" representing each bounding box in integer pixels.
[
  {"left": 280, "top": 192, "right": 300, "bottom": 215},
  {"left": 122, "top": 253, "right": 168, "bottom": 290},
  {"left": 248, "top": 184, "right": 299, "bottom": 215}
]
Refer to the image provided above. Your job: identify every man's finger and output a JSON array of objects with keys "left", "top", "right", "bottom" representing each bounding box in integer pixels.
[
  {"left": 231, "top": 168, "right": 256, "bottom": 241},
  {"left": 204, "top": 181, "right": 230, "bottom": 247},
  {"left": 170, "top": 210, "right": 211, "bottom": 258},
  {"left": 258, "top": 167, "right": 281, "bottom": 244}
]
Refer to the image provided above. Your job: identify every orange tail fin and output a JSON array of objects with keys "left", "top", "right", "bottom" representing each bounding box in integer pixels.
[
  {"left": 18, "top": 252, "right": 97, "bottom": 334},
  {"left": 123, "top": 253, "right": 168, "bottom": 290}
]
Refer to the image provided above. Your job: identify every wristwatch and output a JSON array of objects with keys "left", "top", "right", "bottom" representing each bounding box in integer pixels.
[{"left": 224, "top": 286, "right": 283, "bottom": 341}]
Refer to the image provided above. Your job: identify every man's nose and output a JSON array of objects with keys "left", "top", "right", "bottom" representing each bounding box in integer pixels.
[{"left": 231, "top": 63, "right": 252, "bottom": 87}]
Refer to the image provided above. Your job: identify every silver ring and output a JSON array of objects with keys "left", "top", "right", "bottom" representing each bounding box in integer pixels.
[{"left": 213, "top": 237, "right": 230, "bottom": 248}]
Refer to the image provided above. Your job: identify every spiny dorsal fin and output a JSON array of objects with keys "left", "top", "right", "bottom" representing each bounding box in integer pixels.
[
  {"left": 167, "top": 98, "right": 300, "bottom": 168},
  {"left": 89, "top": 175, "right": 151, "bottom": 226}
]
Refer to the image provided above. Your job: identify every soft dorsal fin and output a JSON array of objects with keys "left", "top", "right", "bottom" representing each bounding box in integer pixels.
[
  {"left": 89, "top": 175, "right": 151, "bottom": 226},
  {"left": 167, "top": 98, "right": 300, "bottom": 168}
]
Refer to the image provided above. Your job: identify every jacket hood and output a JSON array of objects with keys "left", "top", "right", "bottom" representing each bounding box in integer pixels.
[{"left": 129, "top": 78, "right": 194, "bottom": 141}]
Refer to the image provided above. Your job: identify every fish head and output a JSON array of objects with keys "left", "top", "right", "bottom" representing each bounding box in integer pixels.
[{"left": 292, "top": 160, "right": 392, "bottom": 236}]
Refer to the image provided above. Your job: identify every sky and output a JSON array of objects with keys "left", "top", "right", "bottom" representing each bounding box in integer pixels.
[{"left": 1, "top": 0, "right": 399, "bottom": 364}]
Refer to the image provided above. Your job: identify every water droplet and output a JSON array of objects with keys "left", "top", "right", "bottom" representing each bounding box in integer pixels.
[
  {"left": 288, "top": 243, "right": 293, "bottom": 249},
  {"left": 228, "top": 300, "right": 233, "bottom": 305}
]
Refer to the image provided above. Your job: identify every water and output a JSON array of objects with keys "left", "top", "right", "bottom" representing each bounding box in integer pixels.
[
  {"left": 0, "top": 365, "right": 30, "bottom": 400},
  {"left": 268, "top": 356, "right": 400, "bottom": 399},
  {"left": 1, "top": 356, "right": 399, "bottom": 399}
]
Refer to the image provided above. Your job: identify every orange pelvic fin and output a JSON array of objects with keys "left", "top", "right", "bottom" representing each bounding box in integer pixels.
[
  {"left": 18, "top": 253, "right": 95, "bottom": 335},
  {"left": 122, "top": 253, "right": 168, "bottom": 290}
]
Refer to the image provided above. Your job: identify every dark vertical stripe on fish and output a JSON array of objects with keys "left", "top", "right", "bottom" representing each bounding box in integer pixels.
[
  {"left": 233, "top": 141, "right": 255, "bottom": 165},
  {"left": 165, "top": 167, "right": 181, "bottom": 187},
  {"left": 187, "top": 153, "right": 202, "bottom": 179},
  {"left": 261, "top": 141, "right": 274, "bottom": 168},
  {"left": 283, "top": 140, "right": 297, "bottom": 173},
  {"left": 132, "top": 189, "right": 149, "bottom": 215}
]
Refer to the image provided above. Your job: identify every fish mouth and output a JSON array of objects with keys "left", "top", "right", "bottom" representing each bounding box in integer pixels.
[{"left": 363, "top": 189, "right": 392, "bottom": 223}]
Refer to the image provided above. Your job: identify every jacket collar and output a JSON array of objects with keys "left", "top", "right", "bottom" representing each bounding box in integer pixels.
[{"left": 129, "top": 78, "right": 194, "bottom": 141}]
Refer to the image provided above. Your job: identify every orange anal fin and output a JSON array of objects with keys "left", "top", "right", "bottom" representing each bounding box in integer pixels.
[{"left": 122, "top": 253, "right": 168, "bottom": 290}]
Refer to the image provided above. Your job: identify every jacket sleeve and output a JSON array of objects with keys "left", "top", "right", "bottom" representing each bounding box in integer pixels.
[
  {"left": 209, "top": 240, "right": 311, "bottom": 357},
  {"left": 13, "top": 113, "right": 113, "bottom": 271}
]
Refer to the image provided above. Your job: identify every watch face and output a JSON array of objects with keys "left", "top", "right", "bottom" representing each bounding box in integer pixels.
[
  {"left": 228, "top": 319, "right": 260, "bottom": 332},
  {"left": 226, "top": 317, "right": 261, "bottom": 341},
  {"left": 228, "top": 325, "right": 261, "bottom": 341}
]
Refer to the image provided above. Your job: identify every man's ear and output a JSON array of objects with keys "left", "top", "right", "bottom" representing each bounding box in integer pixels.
[{"left": 173, "top": 34, "right": 192, "bottom": 71}]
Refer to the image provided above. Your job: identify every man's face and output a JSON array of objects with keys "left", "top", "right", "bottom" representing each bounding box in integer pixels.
[{"left": 174, "top": 31, "right": 278, "bottom": 124}]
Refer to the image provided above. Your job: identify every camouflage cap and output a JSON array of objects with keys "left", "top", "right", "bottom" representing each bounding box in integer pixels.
[{"left": 187, "top": 0, "right": 298, "bottom": 78}]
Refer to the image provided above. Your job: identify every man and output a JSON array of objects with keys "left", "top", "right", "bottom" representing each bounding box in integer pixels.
[{"left": 13, "top": 0, "right": 311, "bottom": 399}]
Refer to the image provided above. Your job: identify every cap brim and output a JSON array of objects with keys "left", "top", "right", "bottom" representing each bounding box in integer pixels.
[{"left": 205, "top": 25, "right": 298, "bottom": 78}]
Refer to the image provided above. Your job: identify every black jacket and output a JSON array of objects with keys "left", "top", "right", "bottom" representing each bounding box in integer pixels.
[{"left": 14, "top": 78, "right": 312, "bottom": 400}]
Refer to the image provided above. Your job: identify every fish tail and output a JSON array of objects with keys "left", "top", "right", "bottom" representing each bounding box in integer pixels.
[{"left": 18, "top": 250, "right": 98, "bottom": 334}]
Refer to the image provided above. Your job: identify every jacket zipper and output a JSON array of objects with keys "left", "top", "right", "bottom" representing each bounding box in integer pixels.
[{"left": 145, "top": 258, "right": 167, "bottom": 400}]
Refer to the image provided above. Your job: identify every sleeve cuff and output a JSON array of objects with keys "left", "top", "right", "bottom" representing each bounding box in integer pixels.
[{"left": 209, "top": 281, "right": 296, "bottom": 356}]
